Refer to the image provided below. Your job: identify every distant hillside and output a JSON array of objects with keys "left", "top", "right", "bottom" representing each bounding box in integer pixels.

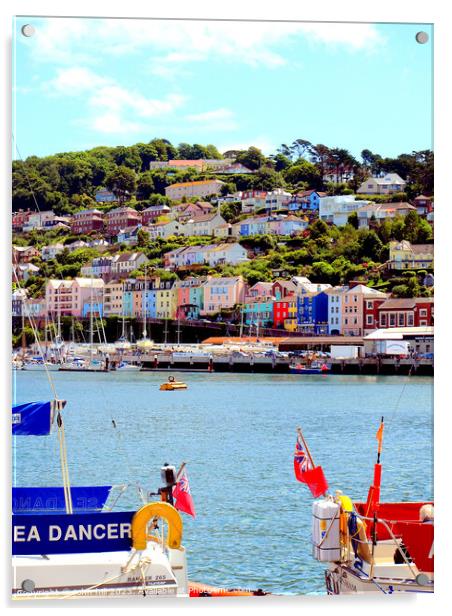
[{"left": 12, "top": 137, "right": 433, "bottom": 214}]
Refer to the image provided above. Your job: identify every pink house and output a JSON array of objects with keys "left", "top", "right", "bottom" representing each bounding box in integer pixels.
[
  {"left": 201, "top": 276, "right": 246, "bottom": 315},
  {"left": 45, "top": 278, "right": 104, "bottom": 317},
  {"left": 341, "top": 283, "right": 387, "bottom": 336}
]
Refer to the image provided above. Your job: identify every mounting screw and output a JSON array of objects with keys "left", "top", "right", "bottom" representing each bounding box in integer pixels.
[
  {"left": 21, "top": 24, "right": 35, "bottom": 37},
  {"left": 415, "top": 31, "right": 429, "bottom": 44}
]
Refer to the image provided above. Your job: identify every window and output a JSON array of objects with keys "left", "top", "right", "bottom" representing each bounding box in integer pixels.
[
  {"left": 390, "top": 314, "right": 396, "bottom": 326},
  {"left": 419, "top": 309, "right": 427, "bottom": 317},
  {"left": 367, "top": 315, "right": 374, "bottom": 325},
  {"left": 398, "top": 313, "right": 405, "bottom": 326},
  {"left": 407, "top": 314, "right": 414, "bottom": 326}
]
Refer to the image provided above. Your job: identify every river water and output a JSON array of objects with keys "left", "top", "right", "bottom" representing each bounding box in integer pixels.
[{"left": 12, "top": 370, "right": 433, "bottom": 595}]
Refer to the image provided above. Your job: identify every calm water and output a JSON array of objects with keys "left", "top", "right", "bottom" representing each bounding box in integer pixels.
[{"left": 12, "top": 371, "right": 433, "bottom": 595}]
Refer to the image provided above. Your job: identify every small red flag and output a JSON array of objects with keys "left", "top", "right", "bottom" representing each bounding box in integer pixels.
[{"left": 173, "top": 469, "right": 196, "bottom": 518}]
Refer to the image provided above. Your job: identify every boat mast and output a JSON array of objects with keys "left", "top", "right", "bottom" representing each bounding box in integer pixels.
[
  {"left": 142, "top": 267, "right": 147, "bottom": 340},
  {"left": 89, "top": 278, "right": 94, "bottom": 363}
]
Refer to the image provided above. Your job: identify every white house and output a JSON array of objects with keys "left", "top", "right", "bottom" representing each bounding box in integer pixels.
[
  {"left": 325, "top": 286, "right": 348, "bottom": 334},
  {"left": 41, "top": 243, "right": 65, "bottom": 261},
  {"left": 357, "top": 173, "right": 407, "bottom": 195},
  {"left": 182, "top": 212, "right": 226, "bottom": 236},
  {"left": 265, "top": 189, "right": 292, "bottom": 212},
  {"left": 110, "top": 252, "right": 148, "bottom": 277},
  {"left": 319, "top": 195, "right": 371, "bottom": 224}
]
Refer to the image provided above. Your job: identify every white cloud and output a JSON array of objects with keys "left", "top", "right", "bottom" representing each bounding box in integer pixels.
[
  {"left": 46, "top": 66, "right": 186, "bottom": 135},
  {"left": 24, "top": 18, "right": 385, "bottom": 71}
]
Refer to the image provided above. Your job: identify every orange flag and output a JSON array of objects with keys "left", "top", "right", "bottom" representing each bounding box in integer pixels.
[{"left": 376, "top": 420, "right": 384, "bottom": 452}]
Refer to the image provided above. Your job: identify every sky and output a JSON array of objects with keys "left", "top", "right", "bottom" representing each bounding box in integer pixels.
[{"left": 13, "top": 17, "right": 433, "bottom": 160}]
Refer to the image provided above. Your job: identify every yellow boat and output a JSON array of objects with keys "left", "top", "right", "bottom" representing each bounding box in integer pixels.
[{"left": 160, "top": 377, "right": 188, "bottom": 391}]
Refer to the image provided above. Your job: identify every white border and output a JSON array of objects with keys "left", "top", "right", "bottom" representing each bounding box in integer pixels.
[{"left": 2, "top": 1, "right": 451, "bottom": 614}]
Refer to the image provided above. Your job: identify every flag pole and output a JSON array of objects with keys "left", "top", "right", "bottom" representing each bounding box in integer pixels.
[
  {"left": 297, "top": 427, "right": 316, "bottom": 468},
  {"left": 365, "top": 417, "right": 384, "bottom": 517},
  {"left": 176, "top": 461, "right": 186, "bottom": 481}
]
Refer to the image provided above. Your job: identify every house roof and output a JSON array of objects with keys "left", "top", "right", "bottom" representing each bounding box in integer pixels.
[
  {"left": 357, "top": 202, "right": 416, "bottom": 214},
  {"left": 378, "top": 298, "right": 417, "bottom": 310},
  {"left": 188, "top": 212, "right": 222, "bottom": 223},
  {"left": 113, "top": 252, "right": 146, "bottom": 263},
  {"left": 366, "top": 173, "right": 406, "bottom": 185},
  {"left": 75, "top": 278, "right": 105, "bottom": 288},
  {"left": 203, "top": 276, "right": 243, "bottom": 286},
  {"left": 414, "top": 194, "right": 432, "bottom": 201}
]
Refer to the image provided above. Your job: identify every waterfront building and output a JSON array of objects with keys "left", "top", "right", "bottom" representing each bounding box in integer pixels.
[
  {"left": 292, "top": 276, "right": 332, "bottom": 296},
  {"left": 174, "top": 277, "right": 207, "bottom": 320},
  {"left": 357, "top": 202, "right": 417, "bottom": 229},
  {"left": 325, "top": 286, "right": 348, "bottom": 335},
  {"left": 155, "top": 279, "right": 177, "bottom": 319},
  {"left": 341, "top": 283, "right": 387, "bottom": 336},
  {"left": 357, "top": 173, "right": 406, "bottom": 195},
  {"left": 105, "top": 206, "right": 142, "bottom": 237},
  {"left": 296, "top": 291, "right": 329, "bottom": 334},
  {"left": 45, "top": 278, "right": 104, "bottom": 318},
  {"left": 41, "top": 243, "right": 66, "bottom": 261},
  {"left": 377, "top": 297, "right": 434, "bottom": 329},
  {"left": 363, "top": 326, "right": 434, "bottom": 356},
  {"left": 165, "top": 179, "right": 225, "bottom": 200},
  {"left": 103, "top": 280, "right": 124, "bottom": 316},
  {"left": 201, "top": 276, "right": 246, "bottom": 315},
  {"left": 273, "top": 296, "right": 297, "bottom": 329},
  {"left": 388, "top": 240, "right": 434, "bottom": 270},
  {"left": 71, "top": 209, "right": 104, "bottom": 234}
]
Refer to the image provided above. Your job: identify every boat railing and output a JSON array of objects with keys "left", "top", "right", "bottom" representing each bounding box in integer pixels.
[{"left": 341, "top": 509, "right": 422, "bottom": 582}]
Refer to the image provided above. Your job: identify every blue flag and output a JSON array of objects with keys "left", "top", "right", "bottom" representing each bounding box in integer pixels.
[{"left": 12, "top": 401, "right": 53, "bottom": 436}]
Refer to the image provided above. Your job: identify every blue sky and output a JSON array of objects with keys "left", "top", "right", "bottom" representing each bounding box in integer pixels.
[{"left": 13, "top": 18, "right": 433, "bottom": 160}]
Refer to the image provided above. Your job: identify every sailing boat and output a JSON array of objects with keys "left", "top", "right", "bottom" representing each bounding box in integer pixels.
[
  {"left": 21, "top": 290, "right": 61, "bottom": 372},
  {"left": 12, "top": 314, "right": 190, "bottom": 598},
  {"left": 12, "top": 400, "right": 191, "bottom": 598}
]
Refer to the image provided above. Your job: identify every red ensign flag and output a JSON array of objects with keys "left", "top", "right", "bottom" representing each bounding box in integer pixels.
[
  {"left": 173, "top": 469, "right": 196, "bottom": 518},
  {"left": 293, "top": 434, "right": 328, "bottom": 498}
]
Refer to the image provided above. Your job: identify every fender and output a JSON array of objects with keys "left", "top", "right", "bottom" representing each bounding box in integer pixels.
[{"left": 132, "top": 502, "right": 183, "bottom": 550}]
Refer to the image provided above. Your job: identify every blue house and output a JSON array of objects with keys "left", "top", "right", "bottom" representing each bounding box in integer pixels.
[
  {"left": 296, "top": 291, "right": 329, "bottom": 334},
  {"left": 288, "top": 190, "right": 323, "bottom": 212},
  {"left": 95, "top": 189, "right": 117, "bottom": 203},
  {"left": 82, "top": 301, "right": 103, "bottom": 318}
]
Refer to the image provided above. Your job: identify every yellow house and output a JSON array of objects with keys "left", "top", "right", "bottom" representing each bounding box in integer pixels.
[
  {"left": 155, "top": 281, "right": 177, "bottom": 319},
  {"left": 284, "top": 300, "right": 298, "bottom": 332},
  {"left": 389, "top": 240, "right": 434, "bottom": 270}
]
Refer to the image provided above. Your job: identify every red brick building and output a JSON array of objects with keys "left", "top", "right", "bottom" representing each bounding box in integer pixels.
[
  {"left": 105, "top": 207, "right": 142, "bottom": 237},
  {"left": 363, "top": 296, "right": 387, "bottom": 333},
  {"left": 377, "top": 297, "right": 434, "bottom": 328},
  {"left": 142, "top": 205, "right": 171, "bottom": 225},
  {"left": 71, "top": 209, "right": 105, "bottom": 234}
]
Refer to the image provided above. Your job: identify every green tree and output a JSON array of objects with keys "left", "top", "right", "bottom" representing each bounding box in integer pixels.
[
  {"left": 137, "top": 228, "right": 150, "bottom": 247},
  {"left": 235, "top": 147, "right": 266, "bottom": 170},
  {"left": 283, "top": 160, "right": 321, "bottom": 188},
  {"left": 105, "top": 166, "right": 137, "bottom": 203},
  {"left": 347, "top": 212, "right": 359, "bottom": 229}
]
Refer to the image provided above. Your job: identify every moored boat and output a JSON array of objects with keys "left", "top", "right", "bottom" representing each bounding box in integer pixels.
[
  {"left": 290, "top": 361, "right": 330, "bottom": 375},
  {"left": 160, "top": 376, "right": 188, "bottom": 391},
  {"left": 308, "top": 419, "right": 434, "bottom": 594}
]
